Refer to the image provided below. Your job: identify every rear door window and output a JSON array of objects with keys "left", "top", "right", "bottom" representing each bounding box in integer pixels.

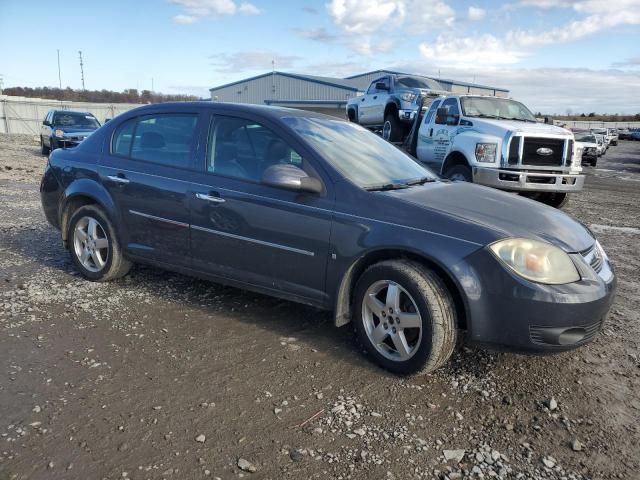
[{"left": 110, "top": 113, "right": 198, "bottom": 168}]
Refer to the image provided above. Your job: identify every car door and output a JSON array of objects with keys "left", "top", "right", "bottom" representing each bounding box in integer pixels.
[
  {"left": 189, "top": 112, "right": 334, "bottom": 305},
  {"left": 416, "top": 99, "right": 442, "bottom": 163},
  {"left": 42, "top": 111, "right": 53, "bottom": 147},
  {"left": 357, "top": 81, "right": 378, "bottom": 125},
  {"left": 98, "top": 110, "right": 205, "bottom": 268}
]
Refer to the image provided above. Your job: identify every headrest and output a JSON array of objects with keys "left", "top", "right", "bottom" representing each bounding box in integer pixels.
[{"left": 140, "top": 131, "right": 165, "bottom": 149}]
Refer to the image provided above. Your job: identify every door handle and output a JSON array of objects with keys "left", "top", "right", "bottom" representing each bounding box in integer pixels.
[
  {"left": 361, "top": 98, "right": 365, "bottom": 102},
  {"left": 196, "top": 193, "right": 225, "bottom": 204},
  {"left": 373, "top": 95, "right": 377, "bottom": 99},
  {"left": 429, "top": 128, "right": 433, "bottom": 137},
  {"left": 107, "top": 175, "right": 130, "bottom": 184}
]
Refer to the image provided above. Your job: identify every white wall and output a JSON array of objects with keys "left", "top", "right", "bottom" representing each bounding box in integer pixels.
[{"left": 0, "top": 95, "right": 142, "bottom": 135}]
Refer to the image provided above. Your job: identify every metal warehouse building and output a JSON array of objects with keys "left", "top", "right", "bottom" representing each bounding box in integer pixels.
[{"left": 209, "top": 69, "right": 509, "bottom": 117}]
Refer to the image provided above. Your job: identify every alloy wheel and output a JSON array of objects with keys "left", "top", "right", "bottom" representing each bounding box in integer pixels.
[
  {"left": 73, "top": 216, "right": 109, "bottom": 272},
  {"left": 382, "top": 121, "right": 392, "bottom": 141},
  {"left": 361, "top": 280, "right": 422, "bottom": 361}
]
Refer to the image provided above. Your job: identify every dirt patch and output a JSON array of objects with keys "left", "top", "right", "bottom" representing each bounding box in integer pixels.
[{"left": 1, "top": 134, "right": 639, "bottom": 479}]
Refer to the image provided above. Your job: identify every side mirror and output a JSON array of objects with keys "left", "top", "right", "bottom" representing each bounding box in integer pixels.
[
  {"left": 435, "top": 107, "right": 448, "bottom": 124},
  {"left": 262, "top": 164, "right": 322, "bottom": 194},
  {"left": 375, "top": 82, "right": 389, "bottom": 91},
  {"left": 104, "top": 118, "right": 111, "bottom": 123},
  {"left": 43, "top": 120, "right": 51, "bottom": 126}
]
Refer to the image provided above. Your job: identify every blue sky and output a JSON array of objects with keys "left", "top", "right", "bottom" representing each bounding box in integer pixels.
[{"left": 1, "top": 0, "right": 639, "bottom": 113}]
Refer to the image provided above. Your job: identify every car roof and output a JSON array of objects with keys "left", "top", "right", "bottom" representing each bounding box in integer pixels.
[
  {"left": 50, "top": 109, "right": 95, "bottom": 116},
  {"left": 124, "top": 101, "right": 338, "bottom": 121}
]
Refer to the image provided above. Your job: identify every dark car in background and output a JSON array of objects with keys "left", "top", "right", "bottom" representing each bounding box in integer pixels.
[
  {"left": 40, "top": 109, "right": 101, "bottom": 154},
  {"left": 40, "top": 102, "right": 616, "bottom": 374}
]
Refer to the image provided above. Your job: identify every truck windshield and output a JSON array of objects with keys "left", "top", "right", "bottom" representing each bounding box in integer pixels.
[
  {"left": 575, "top": 134, "right": 596, "bottom": 143},
  {"left": 460, "top": 97, "right": 537, "bottom": 122},
  {"left": 282, "top": 117, "right": 438, "bottom": 190},
  {"left": 395, "top": 76, "right": 442, "bottom": 90},
  {"left": 53, "top": 112, "right": 100, "bottom": 128}
]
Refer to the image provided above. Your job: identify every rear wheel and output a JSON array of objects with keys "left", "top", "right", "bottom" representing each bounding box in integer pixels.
[
  {"left": 68, "top": 205, "right": 132, "bottom": 281},
  {"left": 444, "top": 164, "right": 472, "bottom": 182},
  {"left": 382, "top": 112, "right": 402, "bottom": 142},
  {"left": 353, "top": 260, "right": 457, "bottom": 375}
]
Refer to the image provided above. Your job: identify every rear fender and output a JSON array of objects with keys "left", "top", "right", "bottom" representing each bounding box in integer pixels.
[{"left": 61, "top": 179, "right": 119, "bottom": 244}]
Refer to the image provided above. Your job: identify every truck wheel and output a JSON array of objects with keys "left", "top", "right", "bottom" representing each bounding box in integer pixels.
[
  {"left": 445, "top": 165, "right": 472, "bottom": 182},
  {"left": 41, "top": 139, "right": 50, "bottom": 155},
  {"left": 347, "top": 108, "right": 357, "bottom": 123},
  {"left": 353, "top": 260, "right": 457, "bottom": 375},
  {"left": 383, "top": 113, "right": 402, "bottom": 142},
  {"left": 536, "top": 192, "right": 569, "bottom": 209}
]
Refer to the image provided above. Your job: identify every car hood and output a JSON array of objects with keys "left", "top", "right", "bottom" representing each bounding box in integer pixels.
[
  {"left": 576, "top": 141, "right": 598, "bottom": 148},
  {"left": 379, "top": 182, "right": 594, "bottom": 253},
  {"left": 469, "top": 118, "right": 572, "bottom": 137},
  {"left": 56, "top": 128, "right": 97, "bottom": 135}
]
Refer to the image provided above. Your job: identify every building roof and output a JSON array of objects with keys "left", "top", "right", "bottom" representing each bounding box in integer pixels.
[
  {"left": 344, "top": 69, "right": 509, "bottom": 92},
  {"left": 209, "top": 71, "right": 359, "bottom": 93}
]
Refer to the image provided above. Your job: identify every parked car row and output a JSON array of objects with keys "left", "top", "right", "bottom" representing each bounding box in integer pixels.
[
  {"left": 40, "top": 101, "right": 616, "bottom": 375},
  {"left": 40, "top": 109, "right": 103, "bottom": 154},
  {"left": 619, "top": 128, "right": 640, "bottom": 140}
]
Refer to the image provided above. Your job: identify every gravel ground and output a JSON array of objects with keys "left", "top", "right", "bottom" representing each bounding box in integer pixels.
[{"left": 0, "top": 133, "right": 639, "bottom": 480}]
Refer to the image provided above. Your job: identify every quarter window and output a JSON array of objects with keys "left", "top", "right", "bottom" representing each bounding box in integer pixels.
[
  {"left": 112, "top": 118, "right": 136, "bottom": 157},
  {"left": 207, "top": 116, "right": 304, "bottom": 183}
]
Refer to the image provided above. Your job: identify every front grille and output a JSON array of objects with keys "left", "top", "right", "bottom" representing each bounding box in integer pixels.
[
  {"left": 582, "top": 244, "right": 604, "bottom": 273},
  {"left": 522, "top": 138, "right": 565, "bottom": 166},
  {"left": 508, "top": 136, "right": 521, "bottom": 165}
]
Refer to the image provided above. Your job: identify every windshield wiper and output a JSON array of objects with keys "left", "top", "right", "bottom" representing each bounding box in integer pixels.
[
  {"left": 405, "top": 176, "right": 436, "bottom": 186},
  {"left": 364, "top": 183, "right": 411, "bottom": 192},
  {"left": 501, "top": 117, "right": 536, "bottom": 123}
]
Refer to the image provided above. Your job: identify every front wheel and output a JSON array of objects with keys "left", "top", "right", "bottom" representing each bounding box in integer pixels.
[
  {"left": 522, "top": 192, "right": 569, "bottom": 209},
  {"left": 382, "top": 113, "right": 403, "bottom": 142},
  {"left": 40, "top": 139, "right": 50, "bottom": 155},
  {"left": 444, "top": 164, "right": 472, "bottom": 182},
  {"left": 68, "top": 204, "right": 132, "bottom": 281},
  {"left": 353, "top": 260, "right": 457, "bottom": 375}
]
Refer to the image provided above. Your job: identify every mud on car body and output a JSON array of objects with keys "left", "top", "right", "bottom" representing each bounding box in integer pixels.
[{"left": 41, "top": 102, "right": 616, "bottom": 374}]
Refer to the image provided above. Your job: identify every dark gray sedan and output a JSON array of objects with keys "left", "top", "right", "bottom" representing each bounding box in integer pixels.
[{"left": 40, "top": 102, "right": 616, "bottom": 374}]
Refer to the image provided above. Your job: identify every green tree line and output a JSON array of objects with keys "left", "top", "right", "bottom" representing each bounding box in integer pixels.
[{"left": 3, "top": 86, "right": 199, "bottom": 104}]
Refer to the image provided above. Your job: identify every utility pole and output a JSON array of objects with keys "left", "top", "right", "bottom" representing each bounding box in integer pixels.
[
  {"left": 0, "top": 75, "right": 4, "bottom": 95},
  {"left": 57, "top": 50, "right": 62, "bottom": 88},
  {"left": 151, "top": 77, "right": 154, "bottom": 92},
  {"left": 78, "top": 50, "right": 85, "bottom": 90}
]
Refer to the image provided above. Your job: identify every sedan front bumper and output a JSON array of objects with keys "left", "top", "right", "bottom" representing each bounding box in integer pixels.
[
  {"left": 473, "top": 167, "right": 585, "bottom": 192},
  {"left": 456, "top": 246, "right": 616, "bottom": 352}
]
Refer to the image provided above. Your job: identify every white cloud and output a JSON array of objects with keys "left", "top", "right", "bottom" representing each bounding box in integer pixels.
[
  {"left": 209, "top": 50, "right": 301, "bottom": 73},
  {"left": 293, "top": 27, "right": 336, "bottom": 42},
  {"left": 467, "top": 6, "right": 486, "bottom": 21},
  {"left": 419, "top": 34, "right": 525, "bottom": 67},
  {"left": 238, "top": 2, "right": 261, "bottom": 15},
  {"left": 170, "top": 0, "right": 261, "bottom": 22},
  {"left": 173, "top": 14, "right": 197, "bottom": 23},
  {"left": 327, "top": 0, "right": 401, "bottom": 34}
]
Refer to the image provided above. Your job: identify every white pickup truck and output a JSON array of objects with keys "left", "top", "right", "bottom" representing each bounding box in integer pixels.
[{"left": 406, "top": 95, "right": 584, "bottom": 208}]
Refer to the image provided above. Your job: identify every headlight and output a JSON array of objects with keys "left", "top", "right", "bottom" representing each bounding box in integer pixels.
[
  {"left": 475, "top": 143, "right": 497, "bottom": 163},
  {"left": 399, "top": 92, "right": 417, "bottom": 103},
  {"left": 489, "top": 238, "right": 580, "bottom": 284},
  {"left": 54, "top": 129, "right": 65, "bottom": 138}
]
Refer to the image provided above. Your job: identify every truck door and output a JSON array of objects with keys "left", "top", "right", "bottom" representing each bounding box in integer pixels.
[
  {"left": 430, "top": 97, "right": 460, "bottom": 171},
  {"left": 357, "top": 81, "right": 378, "bottom": 124},
  {"left": 416, "top": 99, "right": 442, "bottom": 164},
  {"left": 369, "top": 76, "right": 390, "bottom": 125}
]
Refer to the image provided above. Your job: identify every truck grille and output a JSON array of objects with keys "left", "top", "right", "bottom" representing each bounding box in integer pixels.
[
  {"left": 522, "top": 138, "right": 565, "bottom": 166},
  {"left": 508, "top": 136, "right": 520, "bottom": 165}
]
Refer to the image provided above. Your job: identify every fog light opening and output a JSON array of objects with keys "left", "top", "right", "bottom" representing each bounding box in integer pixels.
[{"left": 557, "top": 327, "right": 587, "bottom": 345}]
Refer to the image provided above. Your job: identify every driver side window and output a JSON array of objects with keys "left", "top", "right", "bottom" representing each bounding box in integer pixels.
[{"left": 207, "top": 116, "right": 303, "bottom": 183}]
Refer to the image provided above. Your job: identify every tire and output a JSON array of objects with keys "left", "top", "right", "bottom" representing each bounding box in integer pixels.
[
  {"left": 536, "top": 192, "right": 569, "bottom": 209},
  {"left": 382, "top": 112, "right": 402, "bottom": 142},
  {"left": 50, "top": 138, "right": 58, "bottom": 152},
  {"left": 444, "top": 164, "right": 472, "bottom": 182},
  {"left": 611, "top": 141, "right": 617, "bottom": 146},
  {"left": 353, "top": 260, "right": 457, "bottom": 375},
  {"left": 40, "top": 138, "right": 50, "bottom": 155},
  {"left": 590, "top": 158, "right": 598, "bottom": 167},
  {"left": 67, "top": 204, "right": 132, "bottom": 281},
  {"left": 347, "top": 108, "right": 357, "bottom": 123}
]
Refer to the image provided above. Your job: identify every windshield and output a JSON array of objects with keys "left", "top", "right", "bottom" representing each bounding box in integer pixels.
[
  {"left": 575, "top": 134, "right": 596, "bottom": 143},
  {"left": 282, "top": 116, "right": 437, "bottom": 189},
  {"left": 53, "top": 112, "right": 100, "bottom": 129},
  {"left": 460, "top": 97, "right": 537, "bottom": 122},
  {"left": 395, "top": 76, "right": 442, "bottom": 90}
]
